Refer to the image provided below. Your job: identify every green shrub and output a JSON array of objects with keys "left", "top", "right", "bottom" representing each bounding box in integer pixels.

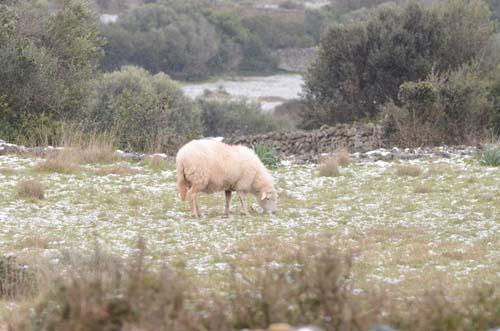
[
  {"left": 479, "top": 144, "right": 500, "bottom": 166},
  {"left": 199, "top": 99, "right": 282, "bottom": 137},
  {"left": 383, "top": 65, "right": 496, "bottom": 146},
  {"left": 0, "top": 102, "right": 62, "bottom": 146},
  {"left": 85, "top": 66, "right": 201, "bottom": 152},
  {"left": 0, "top": 0, "right": 104, "bottom": 137},
  {"left": 253, "top": 144, "right": 278, "bottom": 169},
  {"left": 304, "top": 0, "right": 495, "bottom": 126}
]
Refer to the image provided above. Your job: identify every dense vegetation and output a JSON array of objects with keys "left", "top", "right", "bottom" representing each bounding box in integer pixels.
[
  {"left": 303, "top": 0, "right": 500, "bottom": 144},
  {"left": 100, "top": 0, "right": 314, "bottom": 79},
  {"left": 0, "top": 0, "right": 104, "bottom": 145},
  {"left": 1, "top": 0, "right": 499, "bottom": 150}
]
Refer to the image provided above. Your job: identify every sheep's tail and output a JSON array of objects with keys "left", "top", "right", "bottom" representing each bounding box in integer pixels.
[{"left": 177, "top": 162, "right": 188, "bottom": 201}]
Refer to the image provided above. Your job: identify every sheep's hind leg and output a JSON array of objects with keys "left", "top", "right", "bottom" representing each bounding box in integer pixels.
[
  {"left": 189, "top": 190, "right": 201, "bottom": 217},
  {"left": 224, "top": 191, "right": 232, "bottom": 216},
  {"left": 237, "top": 191, "right": 248, "bottom": 215}
]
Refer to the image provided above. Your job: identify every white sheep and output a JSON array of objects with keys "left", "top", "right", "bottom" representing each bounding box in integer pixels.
[{"left": 176, "top": 139, "right": 277, "bottom": 217}]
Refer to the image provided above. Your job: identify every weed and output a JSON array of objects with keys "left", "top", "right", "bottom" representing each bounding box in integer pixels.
[
  {"left": 10, "top": 241, "right": 200, "bottom": 331},
  {"left": 34, "top": 151, "right": 80, "bottom": 174},
  {"left": 479, "top": 144, "right": 500, "bottom": 166},
  {"left": 414, "top": 183, "right": 433, "bottom": 194},
  {"left": 254, "top": 144, "right": 278, "bottom": 169},
  {"left": 0, "top": 256, "right": 36, "bottom": 299},
  {"left": 319, "top": 158, "right": 340, "bottom": 177},
  {"left": 16, "top": 179, "right": 45, "bottom": 200},
  {"left": 335, "top": 147, "right": 350, "bottom": 167},
  {"left": 396, "top": 164, "right": 422, "bottom": 177}
]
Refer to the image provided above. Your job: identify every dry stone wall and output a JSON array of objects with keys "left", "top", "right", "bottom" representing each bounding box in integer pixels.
[{"left": 224, "top": 123, "right": 384, "bottom": 159}]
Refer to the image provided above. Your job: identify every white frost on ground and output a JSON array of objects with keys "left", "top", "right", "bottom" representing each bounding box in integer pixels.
[{"left": 0, "top": 154, "right": 498, "bottom": 290}]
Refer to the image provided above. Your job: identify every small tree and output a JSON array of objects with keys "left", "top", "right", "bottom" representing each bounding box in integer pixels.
[
  {"left": 85, "top": 66, "right": 201, "bottom": 152},
  {"left": 304, "top": 0, "right": 495, "bottom": 127}
]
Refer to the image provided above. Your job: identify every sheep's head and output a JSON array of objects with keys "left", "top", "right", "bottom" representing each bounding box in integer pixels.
[{"left": 259, "top": 190, "right": 277, "bottom": 214}]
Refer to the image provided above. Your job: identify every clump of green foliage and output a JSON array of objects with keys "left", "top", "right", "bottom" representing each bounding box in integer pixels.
[
  {"left": 479, "top": 144, "right": 500, "bottom": 166},
  {"left": 384, "top": 65, "right": 496, "bottom": 146},
  {"left": 199, "top": 99, "right": 283, "bottom": 137},
  {"left": 85, "top": 66, "right": 201, "bottom": 152},
  {"left": 253, "top": 144, "right": 278, "bottom": 169},
  {"left": 100, "top": 0, "right": 314, "bottom": 79},
  {"left": 304, "top": 0, "right": 497, "bottom": 134},
  {"left": 0, "top": 0, "right": 105, "bottom": 145}
]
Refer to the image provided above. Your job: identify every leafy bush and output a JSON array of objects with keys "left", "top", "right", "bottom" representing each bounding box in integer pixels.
[
  {"left": 253, "top": 144, "right": 278, "bottom": 169},
  {"left": 100, "top": 1, "right": 316, "bottom": 78},
  {"left": 0, "top": 0, "right": 104, "bottom": 145},
  {"left": 199, "top": 99, "right": 282, "bottom": 137},
  {"left": 101, "top": 1, "right": 221, "bottom": 80},
  {"left": 383, "top": 65, "right": 496, "bottom": 146},
  {"left": 304, "top": 0, "right": 495, "bottom": 126},
  {"left": 0, "top": 100, "right": 62, "bottom": 146},
  {"left": 85, "top": 66, "right": 201, "bottom": 152},
  {"left": 479, "top": 144, "right": 500, "bottom": 166},
  {"left": 241, "top": 15, "right": 314, "bottom": 50},
  {"left": 273, "top": 99, "right": 309, "bottom": 130}
]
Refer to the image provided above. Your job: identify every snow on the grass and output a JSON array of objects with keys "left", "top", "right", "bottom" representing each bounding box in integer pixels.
[{"left": 0, "top": 154, "right": 498, "bottom": 288}]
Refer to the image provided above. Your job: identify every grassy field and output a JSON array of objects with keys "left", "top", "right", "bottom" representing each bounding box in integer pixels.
[
  {"left": 1, "top": 152, "right": 498, "bottom": 292},
  {"left": 0, "top": 151, "right": 499, "bottom": 328}
]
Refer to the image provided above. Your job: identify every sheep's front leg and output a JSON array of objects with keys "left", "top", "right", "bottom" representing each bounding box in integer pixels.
[
  {"left": 189, "top": 190, "right": 201, "bottom": 217},
  {"left": 237, "top": 191, "right": 248, "bottom": 215},
  {"left": 224, "top": 190, "right": 232, "bottom": 216}
]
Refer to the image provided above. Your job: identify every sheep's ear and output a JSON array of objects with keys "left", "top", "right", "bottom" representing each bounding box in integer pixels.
[{"left": 261, "top": 192, "right": 267, "bottom": 200}]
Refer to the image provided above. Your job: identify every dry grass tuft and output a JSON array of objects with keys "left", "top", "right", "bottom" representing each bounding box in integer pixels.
[
  {"left": 0, "top": 256, "right": 37, "bottom": 299},
  {"left": 16, "top": 179, "right": 45, "bottom": 200},
  {"left": 15, "top": 234, "right": 50, "bottom": 249},
  {"left": 95, "top": 163, "right": 135, "bottom": 176},
  {"left": 413, "top": 183, "right": 433, "bottom": 194},
  {"left": 58, "top": 130, "right": 117, "bottom": 164},
  {"left": 140, "top": 156, "right": 171, "bottom": 172},
  {"left": 128, "top": 196, "right": 143, "bottom": 207},
  {"left": 9, "top": 241, "right": 199, "bottom": 331},
  {"left": 396, "top": 164, "right": 422, "bottom": 177},
  {"left": 5, "top": 239, "right": 500, "bottom": 331},
  {"left": 319, "top": 158, "right": 340, "bottom": 177},
  {"left": 79, "top": 136, "right": 117, "bottom": 164},
  {"left": 0, "top": 167, "right": 16, "bottom": 176},
  {"left": 34, "top": 151, "right": 81, "bottom": 174},
  {"left": 335, "top": 147, "right": 350, "bottom": 167},
  {"left": 387, "top": 286, "right": 500, "bottom": 331}
]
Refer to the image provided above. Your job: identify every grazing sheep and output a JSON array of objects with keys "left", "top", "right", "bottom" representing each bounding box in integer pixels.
[{"left": 176, "top": 139, "right": 277, "bottom": 217}]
